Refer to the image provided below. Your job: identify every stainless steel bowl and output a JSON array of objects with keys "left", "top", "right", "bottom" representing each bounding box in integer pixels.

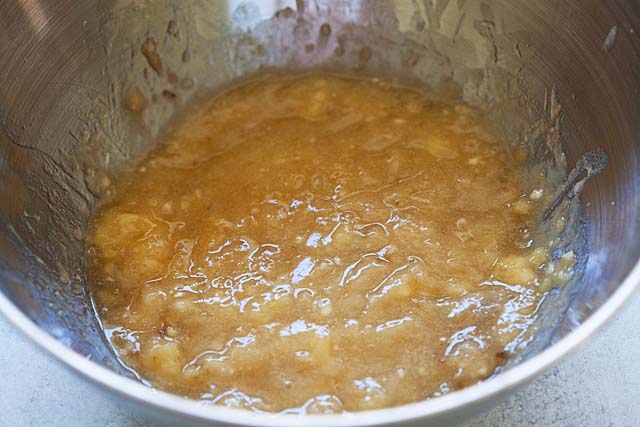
[{"left": 1, "top": 1, "right": 639, "bottom": 426}]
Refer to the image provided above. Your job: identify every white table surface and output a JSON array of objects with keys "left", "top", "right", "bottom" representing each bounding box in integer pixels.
[{"left": 1, "top": 293, "right": 638, "bottom": 427}]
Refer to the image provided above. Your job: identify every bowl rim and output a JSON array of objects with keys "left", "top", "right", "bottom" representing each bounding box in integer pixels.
[{"left": 1, "top": 260, "right": 638, "bottom": 426}]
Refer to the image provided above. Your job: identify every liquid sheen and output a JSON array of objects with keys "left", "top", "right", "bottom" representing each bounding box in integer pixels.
[{"left": 88, "top": 74, "right": 560, "bottom": 413}]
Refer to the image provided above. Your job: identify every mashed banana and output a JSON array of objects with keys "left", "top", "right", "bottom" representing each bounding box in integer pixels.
[{"left": 88, "top": 74, "right": 557, "bottom": 413}]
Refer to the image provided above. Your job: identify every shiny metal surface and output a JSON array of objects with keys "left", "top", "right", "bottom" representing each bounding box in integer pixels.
[{"left": 0, "top": 0, "right": 639, "bottom": 425}]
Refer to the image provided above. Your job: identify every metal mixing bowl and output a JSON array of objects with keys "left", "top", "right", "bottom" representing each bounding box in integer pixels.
[{"left": 1, "top": 1, "right": 639, "bottom": 426}]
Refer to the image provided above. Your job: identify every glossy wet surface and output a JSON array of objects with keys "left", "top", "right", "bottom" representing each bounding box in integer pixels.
[{"left": 88, "top": 74, "right": 555, "bottom": 413}]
